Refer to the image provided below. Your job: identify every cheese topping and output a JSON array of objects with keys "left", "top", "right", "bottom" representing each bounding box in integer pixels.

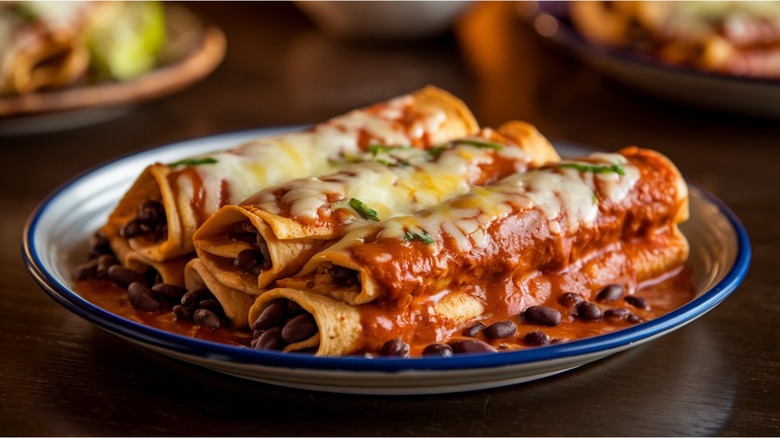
[
  {"left": 242, "top": 134, "right": 534, "bottom": 224},
  {"left": 369, "top": 153, "right": 639, "bottom": 251},
  {"left": 169, "top": 94, "right": 452, "bottom": 220}
]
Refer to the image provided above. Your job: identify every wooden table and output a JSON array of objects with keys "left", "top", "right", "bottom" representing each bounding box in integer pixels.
[{"left": 3, "top": 2, "right": 778, "bottom": 435}]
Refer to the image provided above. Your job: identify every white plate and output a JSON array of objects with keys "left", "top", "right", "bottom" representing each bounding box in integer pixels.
[
  {"left": 23, "top": 128, "right": 751, "bottom": 395},
  {"left": 523, "top": 3, "right": 780, "bottom": 118}
]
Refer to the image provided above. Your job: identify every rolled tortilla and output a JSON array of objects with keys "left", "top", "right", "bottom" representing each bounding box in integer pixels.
[
  {"left": 248, "top": 288, "right": 362, "bottom": 355},
  {"left": 184, "top": 259, "right": 255, "bottom": 328},
  {"left": 272, "top": 147, "right": 689, "bottom": 354},
  {"left": 192, "top": 121, "right": 560, "bottom": 295},
  {"left": 101, "top": 86, "right": 479, "bottom": 264},
  {"left": 125, "top": 252, "right": 191, "bottom": 287}
]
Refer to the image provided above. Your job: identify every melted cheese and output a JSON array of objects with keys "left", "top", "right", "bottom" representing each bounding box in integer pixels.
[
  {"left": 245, "top": 135, "right": 534, "bottom": 225},
  {"left": 372, "top": 153, "right": 639, "bottom": 250},
  {"left": 172, "top": 95, "right": 449, "bottom": 221}
]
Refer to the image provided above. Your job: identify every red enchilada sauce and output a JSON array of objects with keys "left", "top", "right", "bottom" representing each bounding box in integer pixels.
[{"left": 74, "top": 266, "right": 693, "bottom": 355}]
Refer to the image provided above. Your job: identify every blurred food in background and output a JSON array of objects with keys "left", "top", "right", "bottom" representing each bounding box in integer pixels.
[
  {"left": 570, "top": 1, "right": 780, "bottom": 78},
  {"left": 0, "top": 1, "right": 224, "bottom": 131},
  {"left": 0, "top": 1, "right": 167, "bottom": 97}
]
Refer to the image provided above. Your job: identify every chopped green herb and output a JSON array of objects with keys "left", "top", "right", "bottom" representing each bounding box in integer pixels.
[
  {"left": 376, "top": 158, "right": 410, "bottom": 167},
  {"left": 342, "top": 153, "right": 364, "bottom": 164},
  {"left": 349, "top": 198, "right": 379, "bottom": 221},
  {"left": 368, "top": 144, "right": 409, "bottom": 156},
  {"left": 426, "top": 139, "right": 503, "bottom": 161},
  {"left": 425, "top": 145, "right": 448, "bottom": 160},
  {"left": 558, "top": 162, "right": 625, "bottom": 176},
  {"left": 404, "top": 230, "right": 435, "bottom": 244},
  {"left": 168, "top": 157, "right": 218, "bottom": 167},
  {"left": 455, "top": 139, "right": 504, "bottom": 150},
  {"left": 376, "top": 159, "right": 394, "bottom": 167}
]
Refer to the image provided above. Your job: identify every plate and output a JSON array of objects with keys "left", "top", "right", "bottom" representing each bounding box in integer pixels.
[
  {"left": 520, "top": 2, "right": 780, "bottom": 118},
  {"left": 23, "top": 128, "right": 751, "bottom": 395},
  {"left": 0, "top": 4, "right": 226, "bottom": 135}
]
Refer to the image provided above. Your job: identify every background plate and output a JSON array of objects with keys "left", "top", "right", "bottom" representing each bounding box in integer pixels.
[
  {"left": 23, "top": 128, "right": 751, "bottom": 395},
  {"left": 521, "top": 2, "right": 780, "bottom": 118},
  {"left": 0, "top": 4, "right": 226, "bottom": 135}
]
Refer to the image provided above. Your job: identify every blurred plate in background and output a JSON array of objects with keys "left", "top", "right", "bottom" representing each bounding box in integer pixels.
[
  {"left": 0, "top": 4, "right": 225, "bottom": 135},
  {"left": 520, "top": 2, "right": 780, "bottom": 118}
]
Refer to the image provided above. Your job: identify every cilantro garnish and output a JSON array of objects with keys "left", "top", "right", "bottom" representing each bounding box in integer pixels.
[
  {"left": 168, "top": 157, "right": 218, "bottom": 167},
  {"left": 368, "top": 144, "right": 409, "bottom": 156},
  {"left": 349, "top": 198, "right": 379, "bottom": 221},
  {"left": 403, "top": 230, "right": 435, "bottom": 244},
  {"left": 454, "top": 139, "right": 504, "bottom": 150},
  {"left": 558, "top": 162, "right": 625, "bottom": 176}
]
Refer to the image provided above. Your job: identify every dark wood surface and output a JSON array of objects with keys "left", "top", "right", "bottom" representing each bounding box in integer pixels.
[{"left": 3, "top": 2, "right": 778, "bottom": 436}]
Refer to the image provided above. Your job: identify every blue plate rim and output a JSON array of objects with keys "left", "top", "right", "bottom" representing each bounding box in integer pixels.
[{"left": 22, "top": 128, "right": 751, "bottom": 373}]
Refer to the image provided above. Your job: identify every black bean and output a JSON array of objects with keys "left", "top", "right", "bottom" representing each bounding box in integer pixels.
[
  {"left": 107, "top": 265, "right": 148, "bottom": 289},
  {"left": 575, "top": 301, "right": 603, "bottom": 321},
  {"left": 524, "top": 330, "right": 551, "bottom": 346},
  {"left": 332, "top": 266, "right": 359, "bottom": 288},
  {"left": 88, "top": 232, "right": 112, "bottom": 258},
  {"left": 627, "top": 314, "right": 644, "bottom": 324},
  {"left": 144, "top": 269, "right": 162, "bottom": 287},
  {"left": 604, "top": 308, "right": 631, "bottom": 320},
  {"left": 128, "top": 282, "right": 162, "bottom": 312},
  {"left": 380, "top": 338, "right": 410, "bottom": 357},
  {"left": 462, "top": 322, "right": 485, "bottom": 337},
  {"left": 252, "top": 300, "right": 288, "bottom": 330},
  {"left": 523, "top": 305, "right": 562, "bottom": 327},
  {"left": 172, "top": 304, "right": 192, "bottom": 322},
  {"left": 281, "top": 313, "right": 318, "bottom": 343},
  {"left": 96, "top": 254, "right": 119, "bottom": 279},
  {"left": 625, "top": 295, "right": 650, "bottom": 310},
  {"left": 194, "top": 308, "right": 221, "bottom": 329},
  {"left": 483, "top": 320, "right": 517, "bottom": 339},
  {"left": 120, "top": 218, "right": 144, "bottom": 239},
  {"left": 197, "top": 299, "right": 223, "bottom": 313},
  {"left": 229, "top": 221, "right": 258, "bottom": 245},
  {"left": 596, "top": 284, "right": 625, "bottom": 303},
  {"left": 252, "top": 327, "right": 284, "bottom": 350},
  {"left": 422, "top": 343, "right": 453, "bottom": 357},
  {"left": 137, "top": 200, "right": 164, "bottom": 226},
  {"left": 234, "top": 249, "right": 266, "bottom": 276},
  {"left": 286, "top": 300, "right": 304, "bottom": 316},
  {"left": 74, "top": 258, "right": 99, "bottom": 280},
  {"left": 256, "top": 240, "right": 273, "bottom": 270},
  {"left": 152, "top": 222, "right": 168, "bottom": 241},
  {"left": 151, "top": 283, "right": 187, "bottom": 302},
  {"left": 450, "top": 339, "right": 498, "bottom": 354},
  {"left": 559, "top": 292, "right": 584, "bottom": 307},
  {"left": 181, "top": 288, "right": 214, "bottom": 309}
]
